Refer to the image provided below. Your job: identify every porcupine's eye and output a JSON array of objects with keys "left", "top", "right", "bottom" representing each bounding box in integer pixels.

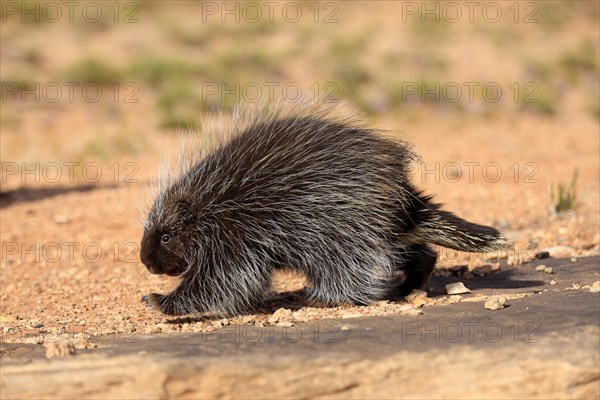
[{"left": 160, "top": 234, "right": 171, "bottom": 244}]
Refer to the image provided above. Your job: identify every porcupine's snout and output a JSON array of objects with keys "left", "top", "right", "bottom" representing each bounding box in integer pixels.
[
  {"left": 139, "top": 246, "right": 157, "bottom": 273},
  {"left": 139, "top": 232, "right": 160, "bottom": 274}
]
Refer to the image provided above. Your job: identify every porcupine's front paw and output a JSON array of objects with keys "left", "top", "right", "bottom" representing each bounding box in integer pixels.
[
  {"left": 141, "top": 293, "right": 162, "bottom": 310},
  {"left": 141, "top": 292, "right": 186, "bottom": 316}
]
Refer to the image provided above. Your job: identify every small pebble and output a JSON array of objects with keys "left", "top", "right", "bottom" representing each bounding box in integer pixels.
[
  {"left": 53, "top": 215, "right": 70, "bottom": 224},
  {"left": 570, "top": 257, "right": 578, "bottom": 263},
  {"left": 445, "top": 282, "right": 471, "bottom": 295},
  {"left": 435, "top": 295, "right": 462, "bottom": 305},
  {"left": 45, "top": 342, "right": 76, "bottom": 358},
  {"left": 544, "top": 267, "right": 554, "bottom": 274},
  {"left": 405, "top": 289, "right": 427, "bottom": 301},
  {"left": 535, "top": 265, "right": 546, "bottom": 272},
  {"left": 541, "top": 245, "right": 575, "bottom": 259},
  {"left": 590, "top": 281, "right": 600, "bottom": 293},
  {"left": 0, "top": 315, "right": 17, "bottom": 323},
  {"left": 405, "top": 289, "right": 433, "bottom": 307},
  {"left": 550, "top": 280, "right": 557, "bottom": 285},
  {"left": 268, "top": 308, "right": 292, "bottom": 324},
  {"left": 484, "top": 296, "right": 507, "bottom": 310}
]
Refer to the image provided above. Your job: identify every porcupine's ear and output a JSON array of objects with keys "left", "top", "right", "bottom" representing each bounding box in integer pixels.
[{"left": 175, "top": 201, "right": 194, "bottom": 225}]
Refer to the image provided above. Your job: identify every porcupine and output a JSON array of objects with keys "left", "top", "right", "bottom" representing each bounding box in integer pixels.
[{"left": 140, "top": 101, "right": 511, "bottom": 317}]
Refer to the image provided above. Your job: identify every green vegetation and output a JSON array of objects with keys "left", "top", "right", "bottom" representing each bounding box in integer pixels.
[
  {"left": 330, "top": 37, "right": 369, "bottom": 59},
  {"left": 128, "top": 56, "right": 206, "bottom": 87},
  {"left": 410, "top": 15, "right": 452, "bottom": 41},
  {"left": 559, "top": 40, "right": 599, "bottom": 83},
  {"left": 325, "top": 36, "right": 373, "bottom": 108},
  {"left": 66, "top": 58, "right": 124, "bottom": 85},
  {"left": 589, "top": 93, "right": 600, "bottom": 120},
  {"left": 519, "top": 84, "right": 560, "bottom": 116},
  {"left": 5, "top": 0, "right": 597, "bottom": 132},
  {"left": 78, "top": 137, "right": 112, "bottom": 161},
  {"left": 65, "top": 55, "right": 213, "bottom": 129},
  {"left": 537, "top": 1, "right": 574, "bottom": 30},
  {"left": 520, "top": 60, "right": 560, "bottom": 116},
  {"left": 551, "top": 169, "right": 579, "bottom": 213},
  {"left": 77, "top": 128, "right": 140, "bottom": 161},
  {"left": 156, "top": 79, "right": 200, "bottom": 129},
  {"left": 476, "top": 24, "right": 521, "bottom": 48},
  {"left": 215, "top": 49, "right": 281, "bottom": 78}
]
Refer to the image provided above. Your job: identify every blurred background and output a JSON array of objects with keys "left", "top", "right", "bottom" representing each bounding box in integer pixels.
[
  {"left": 0, "top": 0, "right": 599, "bottom": 352},
  {"left": 2, "top": 0, "right": 598, "bottom": 242}
]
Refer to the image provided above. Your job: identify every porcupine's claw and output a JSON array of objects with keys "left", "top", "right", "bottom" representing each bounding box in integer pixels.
[{"left": 141, "top": 293, "right": 161, "bottom": 309}]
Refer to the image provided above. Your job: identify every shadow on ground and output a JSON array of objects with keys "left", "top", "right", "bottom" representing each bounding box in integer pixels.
[
  {"left": 0, "top": 184, "right": 116, "bottom": 208},
  {"left": 160, "top": 260, "right": 554, "bottom": 324}
]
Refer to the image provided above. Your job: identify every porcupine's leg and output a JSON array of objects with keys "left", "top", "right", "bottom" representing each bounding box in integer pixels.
[
  {"left": 141, "top": 286, "right": 198, "bottom": 316},
  {"left": 394, "top": 243, "right": 437, "bottom": 296},
  {"left": 303, "top": 255, "right": 390, "bottom": 306}
]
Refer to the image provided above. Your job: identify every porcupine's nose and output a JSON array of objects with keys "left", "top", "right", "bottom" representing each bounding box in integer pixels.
[
  {"left": 141, "top": 258, "right": 153, "bottom": 270},
  {"left": 140, "top": 249, "right": 155, "bottom": 271}
]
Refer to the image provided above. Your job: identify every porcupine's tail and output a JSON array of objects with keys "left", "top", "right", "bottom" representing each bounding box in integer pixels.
[{"left": 410, "top": 195, "right": 512, "bottom": 252}]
